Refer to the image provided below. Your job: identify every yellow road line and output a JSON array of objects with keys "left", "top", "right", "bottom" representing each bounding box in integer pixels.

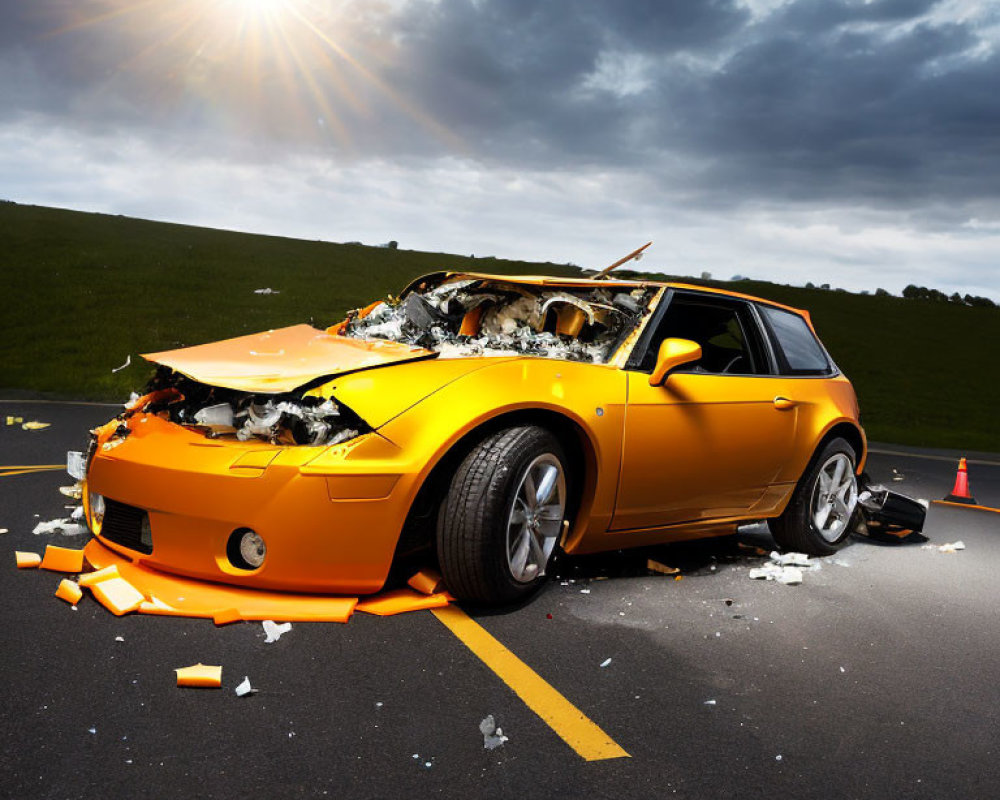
[
  {"left": 0, "top": 466, "right": 65, "bottom": 478},
  {"left": 431, "top": 605, "right": 629, "bottom": 762},
  {"left": 0, "top": 464, "right": 65, "bottom": 470}
]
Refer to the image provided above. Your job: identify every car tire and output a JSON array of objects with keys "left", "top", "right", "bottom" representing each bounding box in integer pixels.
[
  {"left": 768, "top": 437, "right": 860, "bottom": 556},
  {"left": 437, "top": 425, "right": 568, "bottom": 604}
]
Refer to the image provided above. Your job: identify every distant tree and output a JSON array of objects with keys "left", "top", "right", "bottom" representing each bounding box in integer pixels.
[
  {"left": 861, "top": 290, "right": 870, "bottom": 295},
  {"left": 875, "top": 288, "right": 890, "bottom": 297},
  {"left": 902, "top": 285, "right": 925, "bottom": 299},
  {"left": 820, "top": 283, "right": 830, "bottom": 290},
  {"left": 700, "top": 271, "right": 712, "bottom": 280},
  {"left": 730, "top": 274, "right": 745, "bottom": 281},
  {"left": 387, "top": 240, "right": 398, "bottom": 250},
  {"left": 805, "top": 281, "right": 815, "bottom": 289},
  {"left": 965, "top": 294, "right": 997, "bottom": 308},
  {"left": 949, "top": 292, "right": 964, "bottom": 304}
]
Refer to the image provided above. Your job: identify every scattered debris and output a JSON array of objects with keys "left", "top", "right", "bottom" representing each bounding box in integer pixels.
[
  {"left": 16, "top": 551, "right": 41, "bottom": 569},
  {"left": 235, "top": 676, "right": 258, "bottom": 697},
  {"left": 39, "top": 545, "right": 86, "bottom": 573},
  {"left": 355, "top": 588, "right": 450, "bottom": 616},
  {"left": 253, "top": 288, "right": 280, "bottom": 295},
  {"left": 647, "top": 559, "right": 680, "bottom": 575},
  {"left": 748, "top": 563, "right": 803, "bottom": 585},
  {"left": 59, "top": 483, "right": 83, "bottom": 500},
  {"left": 33, "top": 518, "right": 87, "bottom": 536},
  {"left": 6, "top": 416, "right": 23, "bottom": 425},
  {"left": 0, "top": 528, "right": 8, "bottom": 535},
  {"left": 70, "top": 506, "right": 84, "bottom": 521},
  {"left": 111, "top": 355, "right": 132, "bottom": 373},
  {"left": 21, "top": 421, "right": 50, "bottom": 431},
  {"left": 479, "top": 715, "right": 509, "bottom": 750},
  {"left": 776, "top": 754, "right": 783, "bottom": 762},
  {"left": 90, "top": 576, "right": 146, "bottom": 616},
  {"left": 175, "top": 663, "right": 223, "bottom": 688},
  {"left": 704, "top": 700, "right": 717, "bottom": 706},
  {"left": 770, "top": 551, "right": 811, "bottom": 566},
  {"left": 892, "top": 469, "right": 905, "bottom": 482},
  {"left": 55, "top": 579, "right": 83, "bottom": 605},
  {"left": 580, "top": 588, "right": 591, "bottom": 594},
  {"left": 78, "top": 564, "right": 120, "bottom": 587},
  {"left": 407, "top": 568, "right": 444, "bottom": 595},
  {"left": 600, "top": 658, "right": 612, "bottom": 668},
  {"left": 935, "top": 541, "right": 966, "bottom": 553},
  {"left": 115, "top": 636, "right": 125, "bottom": 642},
  {"left": 88, "top": 727, "right": 96, "bottom": 735},
  {"left": 263, "top": 620, "right": 293, "bottom": 643},
  {"left": 738, "top": 543, "right": 769, "bottom": 556}
]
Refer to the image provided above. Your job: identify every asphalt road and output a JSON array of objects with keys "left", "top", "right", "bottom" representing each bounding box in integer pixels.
[{"left": 1, "top": 400, "right": 998, "bottom": 800}]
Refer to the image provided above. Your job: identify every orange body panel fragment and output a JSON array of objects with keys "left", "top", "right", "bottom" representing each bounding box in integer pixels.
[
  {"left": 16, "top": 551, "right": 41, "bottom": 569},
  {"left": 85, "top": 539, "right": 358, "bottom": 623},
  {"left": 78, "top": 564, "right": 120, "bottom": 587},
  {"left": 407, "top": 569, "right": 444, "bottom": 595},
  {"left": 355, "top": 588, "right": 450, "bottom": 616},
  {"left": 175, "top": 663, "right": 222, "bottom": 688},
  {"left": 40, "top": 545, "right": 85, "bottom": 573},
  {"left": 90, "top": 576, "right": 146, "bottom": 616},
  {"left": 55, "top": 579, "right": 84, "bottom": 605}
]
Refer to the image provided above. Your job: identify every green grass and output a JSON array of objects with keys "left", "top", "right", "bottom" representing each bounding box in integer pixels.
[{"left": 1, "top": 202, "right": 997, "bottom": 452}]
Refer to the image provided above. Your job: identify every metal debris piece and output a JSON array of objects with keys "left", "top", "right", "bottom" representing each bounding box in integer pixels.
[
  {"left": 59, "top": 483, "right": 83, "bottom": 499},
  {"left": 111, "top": 355, "right": 132, "bottom": 373},
  {"left": 175, "top": 663, "right": 223, "bottom": 688},
  {"left": 235, "top": 676, "right": 258, "bottom": 697},
  {"left": 262, "top": 620, "right": 292, "bottom": 643},
  {"left": 479, "top": 715, "right": 509, "bottom": 750}
]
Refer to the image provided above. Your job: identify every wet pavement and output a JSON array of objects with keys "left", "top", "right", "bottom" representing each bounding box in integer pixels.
[{"left": 1, "top": 400, "right": 998, "bottom": 799}]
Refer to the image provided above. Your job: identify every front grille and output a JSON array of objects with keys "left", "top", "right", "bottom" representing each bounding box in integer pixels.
[{"left": 101, "top": 499, "right": 152, "bottom": 554}]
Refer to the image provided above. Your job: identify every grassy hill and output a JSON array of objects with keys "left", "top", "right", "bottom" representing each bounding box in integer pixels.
[{"left": 1, "top": 202, "right": 996, "bottom": 452}]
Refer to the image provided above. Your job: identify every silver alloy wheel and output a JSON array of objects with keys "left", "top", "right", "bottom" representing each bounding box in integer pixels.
[
  {"left": 810, "top": 452, "right": 859, "bottom": 543},
  {"left": 506, "top": 453, "right": 566, "bottom": 583}
]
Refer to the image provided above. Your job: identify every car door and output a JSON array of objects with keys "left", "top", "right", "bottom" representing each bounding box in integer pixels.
[{"left": 611, "top": 291, "right": 799, "bottom": 531}]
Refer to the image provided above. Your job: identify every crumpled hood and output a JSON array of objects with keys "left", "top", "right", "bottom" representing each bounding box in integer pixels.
[{"left": 143, "top": 324, "right": 435, "bottom": 394}]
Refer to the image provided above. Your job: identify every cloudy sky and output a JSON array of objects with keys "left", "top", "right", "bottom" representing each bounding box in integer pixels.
[{"left": 2, "top": 0, "right": 999, "bottom": 298}]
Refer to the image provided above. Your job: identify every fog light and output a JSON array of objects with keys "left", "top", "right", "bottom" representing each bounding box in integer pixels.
[
  {"left": 227, "top": 528, "right": 266, "bottom": 570},
  {"left": 90, "top": 492, "right": 105, "bottom": 533}
]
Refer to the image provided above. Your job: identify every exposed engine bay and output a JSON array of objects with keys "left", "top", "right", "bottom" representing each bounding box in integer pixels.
[
  {"left": 343, "top": 276, "right": 656, "bottom": 364},
  {"left": 120, "top": 369, "right": 370, "bottom": 447}
]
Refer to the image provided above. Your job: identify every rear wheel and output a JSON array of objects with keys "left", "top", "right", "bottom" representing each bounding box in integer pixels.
[
  {"left": 769, "top": 437, "right": 859, "bottom": 556},
  {"left": 437, "top": 426, "right": 568, "bottom": 604}
]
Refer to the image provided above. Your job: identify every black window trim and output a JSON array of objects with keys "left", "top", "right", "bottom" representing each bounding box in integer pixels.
[
  {"left": 624, "top": 288, "right": 780, "bottom": 377},
  {"left": 754, "top": 300, "right": 840, "bottom": 378}
]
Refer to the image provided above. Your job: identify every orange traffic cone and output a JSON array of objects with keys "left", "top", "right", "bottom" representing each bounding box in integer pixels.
[{"left": 944, "top": 457, "right": 977, "bottom": 504}]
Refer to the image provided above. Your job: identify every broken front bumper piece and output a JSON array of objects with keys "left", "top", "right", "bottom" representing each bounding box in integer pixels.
[{"left": 856, "top": 484, "right": 928, "bottom": 534}]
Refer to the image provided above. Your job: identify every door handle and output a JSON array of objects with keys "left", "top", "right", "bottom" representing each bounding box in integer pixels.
[{"left": 773, "top": 396, "right": 797, "bottom": 410}]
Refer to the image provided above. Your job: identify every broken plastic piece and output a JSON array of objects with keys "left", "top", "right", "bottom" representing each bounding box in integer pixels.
[
  {"left": 263, "top": 620, "right": 292, "bottom": 643},
  {"left": 175, "top": 663, "right": 222, "bottom": 688},
  {"left": 16, "top": 551, "right": 42, "bottom": 569},
  {"left": 40, "top": 545, "right": 86, "bottom": 573},
  {"left": 770, "top": 551, "right": 811, "bottom": 567},
  {"left": 479, "top": 715, "right": 509, "bottom": 750},
  {"left": 938, "top": 541, "right": 966, "bottom": 553},
  {"left": 647, "top": 559, "right": 680, "bottom": 575},
  {"left": 600, "top": 658, "right": 612, "bottom": 668},
  {"left": 748, "top": 563, "right": 803, "bottom": 584},
  {"left": 356, "top": 588, "right": 450, "bottom": 616},
  {"left": 78, "top": 564, "right": 120, "bottom": 587},
  {"left": 59, "top": 484, "right": 83, "bottom": 499},
  {"left": 66, "top": 451, "right": 86, "bottom": 481},
  {"left": 213, "top": 608, "right": 242, "bottom": 626},
  {"left": 90, "top": 576, "right": 146, "bottom": 616},
  {"left": 235, "top": 676, "right": 257, "bottom": 697},
  {"left": 407, "top": 568, "right": 444, "bottom": 595},
  {"left": 21, "top": 421, "right": 50, "bottom": 431},
  {"left": 55, "top": 579, "right": 84, "bottom": 605}
]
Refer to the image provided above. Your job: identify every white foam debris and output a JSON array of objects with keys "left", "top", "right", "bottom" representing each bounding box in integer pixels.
[
  {"left": 235, "top": 676, "right": 257, "bottom": 697},
  {"left": 0, "top": 528, "right": 8, "bottom": 535},
  {"left": 599, "top": 658, "right": 612, "bottom": 668},
  {"left": 111, "top": 354, "right": 131, "bottom": 373},
  {"left": 262, "top": 620, "right": 292, "bottom": 643},
  {"left": 71, "top": 506, "right": 84, "bottom": 521},
  {"left": 580, "top": 588, "right": 591, "bottom": 594},
  {"left": 748, "top": 563, "right": 803, "bottom": 584},
  {"left": 704, "top": 700, "right": 717, "bottom": 706},
  {"left": 253, "top": 288, "right": 280, "bottom": 295},
  {"left": 32, "top": 518, "right": 87, "bottom": 536},
  {"left": 770, "top": 551, "right": 811, "bottom": 567},
  {"left": 937, "top": 541, "right": 966, "bottom": 553},
  {"left": 115, "top": 636, "right": 124, "bottom": 642},
  {"left": 479, "top": 715, "right": 509, "bottom": 750}
]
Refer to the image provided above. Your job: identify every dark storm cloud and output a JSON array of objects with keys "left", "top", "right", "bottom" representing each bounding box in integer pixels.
[{"left": 2, "top": 0, "right": 999, "bottom": 208}]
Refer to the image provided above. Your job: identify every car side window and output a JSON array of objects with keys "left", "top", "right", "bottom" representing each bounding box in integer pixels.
[
  {"left": 636, "top": 294, "right": 768, "bottom": 375},
  {"left": 757, "top": 305, "right": 833, "bottom": 375}
]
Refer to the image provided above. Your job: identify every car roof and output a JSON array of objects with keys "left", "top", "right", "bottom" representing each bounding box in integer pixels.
[{"left": 406, "top": 270, "right": 811, "bottom": 321}]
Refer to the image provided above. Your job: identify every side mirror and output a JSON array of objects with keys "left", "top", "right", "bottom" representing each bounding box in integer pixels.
[{"left": 649, "top": 338, "right": 702, "bottom": 386}]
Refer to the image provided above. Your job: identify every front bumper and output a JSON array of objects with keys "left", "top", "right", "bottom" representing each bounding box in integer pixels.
[{"left": 85, "top": 414, "right": 413, "bottom": 594}]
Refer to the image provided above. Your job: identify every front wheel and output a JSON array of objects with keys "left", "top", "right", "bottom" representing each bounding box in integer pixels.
[
  {"left": 437, "top": 426, "right": 568, "bottom": 604},
  {"left": 768, "top": 437, "right": 859, "bottom": 556}
]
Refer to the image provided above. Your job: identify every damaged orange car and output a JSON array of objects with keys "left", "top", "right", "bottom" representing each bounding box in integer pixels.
[{"left": 76, "top": 270, "right": 867, "bottom": 604}]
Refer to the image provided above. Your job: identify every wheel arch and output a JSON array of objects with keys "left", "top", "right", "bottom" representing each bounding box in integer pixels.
[
  {"left": 815, "top": 421, "right": 866, "bottom": 474},
  {"left": 392, "top": 407, "right": 598, "bottom": 564}
]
